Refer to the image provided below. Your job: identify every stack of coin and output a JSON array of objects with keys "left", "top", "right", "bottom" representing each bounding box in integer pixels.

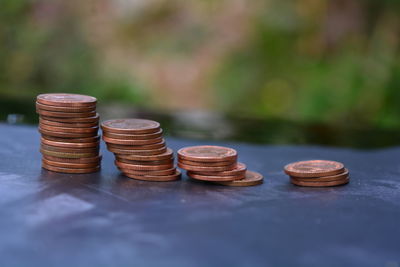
[
  {"left": 36, "top": 93, "right": 101, "bottom": 173},
  {"left": 101, "top": 119, "right": 181, "bottom": 181},
  {"left": 284, "top": 160, "right": 350, "bottom": 187},
  {"left": 177, "top": 145, "right": 263, "bottom": 186}
]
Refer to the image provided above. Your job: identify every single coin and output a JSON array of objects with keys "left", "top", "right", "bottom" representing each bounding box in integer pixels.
[
  {"left": 36, "top": 102, "right": 96, "bottom": 113},
  {"left": 42, "top": 158, "right": 99, "bottom": 168},
  {"left": 41, "top": 137, "right": 99, "bottom": 148},
  {"left": 107, "top": 146, "right": 167, "bottom": 156},
  {"left": 178, "top": 158, "right": 236, "bottom": 167},
  {"left": 118, "top": 166, "right": 177, "bottom": 176},
  {"left": 40, "top": 148, "right": 99, "bottom": 158},
  {"left": 43, "top": 154, "right": 102, "bottom": 164},
  {"left": 215, "top": 171, "right": 264, "bottom": 187},
  {"left": 41, "top": 144, "right": 99, "bottom": 154},
  {"left": 39, "top": 123, "right": 99, "bottom": 134},
  {"left": 102, "top": 129, "right": 163, "bottom": 140},
  {"left": 40, "top": 134, "right": 100, "bottom": 143},
  {"left": 178, "top": 162, "right": 236, "bottom": 172},
  {"left": 290, "top": 177, "right": 350, "bottom": 187},
  {"left": 40, "top": 113, "right": 100, "bottom": 123},
  {"left": 115, "top": 148, "right": 174, "bottom": 161},
  {"left": 101, "top": 119, "right": 160, "bottom": 134},
  {"left": 284, "top": 160, "right": 345, "bottom": 178},
  {"left": 106, "top": 140, "right": 166, "bottom": 150},
  {"left": 39, "top": 128, "right": 97, "bottom": 138},
  {"left": 42, "top": 162, "right": 100, "bottom": 174},
  {"left": 123, "top": 169, "right": 181, "bottom": 182},
  {"left": 40, "top": 118, "right": 99, "bottom": 128},
  {"left": 36, "top": 109, "right": 97, "bottom": 118},
  {"left": 102, "top": 136, "right": 163, "bottom": 145},
  {"left": 115, "top": 160, "right": 174, "bottom": 171},
  {"left": 37, "top": 93, "right": 97, "bottom": 107},
  {"left": 187, "top": 162, "right": 247, "bottom": 177},
  {"left": 177, "top": 145, "right": 237, "bottom": 162},
  {"left": 116, "top": 157, "right": 173, "bottom": 166},
  {"left": 291, "top": 169, "right": 350, "bottom": 182},
  {"left": 187, "top": 172, "right": 244, "bottom": 182}
]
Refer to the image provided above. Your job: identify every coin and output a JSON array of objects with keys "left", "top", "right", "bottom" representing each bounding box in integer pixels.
[
  {"left": 284, "top": 160, "right": 345, "bottom": 178},
  {"left": 118, "top": 166, "right": 177, "bottom": 176},
  {"left": 187, "top": 162, "right": 247, "bottom": 176},
  {"left": 41, "top": 134, "right": 100, "bottom": 143},
  {"left": 40, "top": 118, "right": 99, "bottom": 128},
  {"left": 41, "top": 144, "right": 99, "bottom": 154},
  {"left": 39, "top": 123, "right": 99, "bottom": 134},
  {"left": 40, "top": 148, "right": 99, "bottom": 158},
  {"left": 42, "top": 158, "right": 99, "bottom": 168},
  {"left": 102, "top": 129, "right": 163, "bottom": 140},
  {"left": 39, "top": 128, "right": 97, "bottom": 138},
  {"left": 290, "top": 177, "right": 349, "bottom": 187},
  {"left": 115, "top": 148, "right": 174, "bottom": 161},
  {"left": 106, "top": 140, "right": 166, "bottom": 150},
  {"left": 123, "top": 170, "right": 181, "bottom": 182},
  {"left": 40, "top": 113, "right": 99, "bottom": 123},
  {"left": 115, "top": 160, "right": 174, "bottom": 171},
  {"left": 42, "top": 162, "right": 100, "bottom": 174},
  {"left": 41, "top": 137, "right": 99, "bottom": 148},
  {"left": 178, "top": 158, "right": 236, "bottom": 167},
  {"left": 43, "top": 154, "right": 102, "bottom": 163},
  {"left": 215, "top": 171, "right": 264, "bottom": 187},
  {"left": 187, "top": 172, "right": 244, "bottom": 182},
  {"left": 178, "top": 162, "right": 236, "bottom": 172},
  {"left": 115, "top": 157, "right": 173, "bottom": 166},
  {"left": 291, "top": 169, "right": 349, "bottom": 182},
  {"left": 37, "top": 93, "right": 97, "bottom": 107},
  {"left": 101, "top": 119, "right": 160, "bottom": 134},
  {"left": 36, "top": 102, "right": 96, "bottom": 113},
  {"left": 102, "top": 136, "right": 163, "bottom": 145},
  {"left": 36, "top": 109, "right": 97, "bottom": 118},
  {"left": 107, "top": 146, "right": 167, "bottom": 156},
  {"left": 177, "top": 146, "right": 237, "bottom": 162}
]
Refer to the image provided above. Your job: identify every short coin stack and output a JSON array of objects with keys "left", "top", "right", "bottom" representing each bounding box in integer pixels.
[
  {"left": 178, "top": 145, "right": 263, "bottom": 186},
  {"left": 101, "top": 119, "right": 181, "bottom": 181},
  {"left": 284, "top": 160, "right": 350, "bottom": 187},
  {"left": 36, "top": 93, "right": 101, "bottom": 173}
]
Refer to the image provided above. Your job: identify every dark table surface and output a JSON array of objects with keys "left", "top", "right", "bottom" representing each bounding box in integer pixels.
[{"left": 0, "top": 123, "right": 399, "bottom": 267}]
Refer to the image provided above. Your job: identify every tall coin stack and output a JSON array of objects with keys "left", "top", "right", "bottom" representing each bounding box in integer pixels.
[
  {"left": 36, "top": 93, "right": 101, "bottom": 173},
  {"left": 101, "top": 119, "right": 181, "bottom": 181},
  {"left": 178, "top": 145, "right": 264, "bottom": 186},
  {"left": 284, "top": 160, "right": 350, "bottom": 187}
]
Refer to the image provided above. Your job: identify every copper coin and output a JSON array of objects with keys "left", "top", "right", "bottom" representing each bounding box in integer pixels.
[
  {"left": 284, "top": 160, "right": 345, "bottom": 178},
  {"left": 39, "top": 123, "right": 99, "bottom": 134},
  {"left": 40, "top": 113, "right": 100, "bottom": 123},
  {"left": 40, "top": 134, "right": 100, "bottom": 143},
  {"left": 41, "top": 137, "right": 99, "bottom": 148},
  {"left": 39, "top": 128, "right": 97, "bottom": 138},
  {"left": 42, "top": 158, "right": 99, "bottom": 168},
  {"left": 43, "top": 154, "right": 102, "bottom": 164},
  {"left": 41, "top": 144, "right": 99, "bottom": 154},
  {"left": 108, "top": 146, "right": 167, "bottom": 156},
  {"left": 36, "top": 109, "right": 97, "bottom": 118},
  {"left": 179, "top": 159, "right": 236, "bottom": 167},
  {"left": 187, "top": 162, "right": 247, "bottom": 177},
  {"left": 102, "top": 136, "right": 163, "bottom": 145},
  {"left": 177, "top": 146, "right": 237, "bottom": 162},
  {"left": 116, "top": 157, "right": 173, "bottom": 166},
  {"left": 106, "top": 140, "right": 166, "bottom": 150},
  {"left": 215, "top": 171, "right": 264, "bottom": 187},
  {"left": 290, "top": 177, "right": 350, "bottom": 187},
  {"left": 40, "top": 118, "right": 99, "bottom": 128},
  {"left": 42, "top": 162, "right": 100, "bottom": 174},
  {"left": 187, "top": 172, "right": 244, "bottom": 182},
  {"left": 102, "top": 129, "right": 163, "bottom": 140},
  {"left": 40, "top": 148, "right": 99, "bottom": 158},
  {"left": 123, "top": 169, "right": 181, "bottom": 182},
  {"left": 115, "top": 148, "right": 174, "bottom": 161},
  {"left": 118, "top": 166, "right": 177, "bottom": 176},
  {"left": 291, "top": 169, "right": 350, "bottom": 182},
  {"left": 36, "top": 102, "right": 96, "bottom": 113},
  {"left": 115, "top": 160, "right": 174, "bottom": 171},
  {"left": 37, "top": 93, "right": 97, "bottom": 107},
  {"left": 101, "top": 119, "right": 160, "bottom": 134},
  {"left": 178, "top": 162, "right": 237, "bottom": 172}
]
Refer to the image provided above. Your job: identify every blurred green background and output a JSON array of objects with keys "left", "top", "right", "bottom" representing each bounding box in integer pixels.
[{"left": 1, "top": 0, "right": 399, "bottom": 147}]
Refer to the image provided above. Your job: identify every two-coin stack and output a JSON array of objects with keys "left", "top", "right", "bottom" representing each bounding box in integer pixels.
[
  {"left": 177, "top": 145, "right": 263, "bottom": 186},
  {"left": 36, "top": 93, "right": 101, "bottom": 173},
  {"left": 101, "top": 119, "right": 181, "bottom": 181},
  {"left": 284, "top": 160, "right": 350, "bottom": 187}
]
